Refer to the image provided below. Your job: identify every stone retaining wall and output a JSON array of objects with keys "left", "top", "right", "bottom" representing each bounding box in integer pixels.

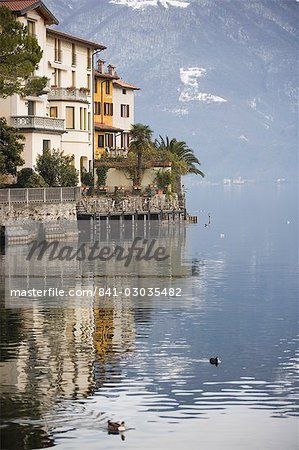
[{"left": 0, "top": 202, "right": 77, "bottom": 226}]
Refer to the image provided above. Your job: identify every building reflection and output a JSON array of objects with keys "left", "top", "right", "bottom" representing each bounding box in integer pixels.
[{"left": 0, "top": 222, "right": 190, "bottom": 448}]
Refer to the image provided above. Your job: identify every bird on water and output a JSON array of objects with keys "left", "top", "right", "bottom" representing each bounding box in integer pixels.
[
  {"left": 107, "top": 420, "right": 126, "bottom": 433},
  {"left": 209, "top": 357, "right": 219, "bottom": 366}
]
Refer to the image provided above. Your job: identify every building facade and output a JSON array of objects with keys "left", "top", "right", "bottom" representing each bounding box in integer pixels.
[
  {"left": 0, "top": 0, "right": 105, "bottom": 183},
  {"left": 94, "top": 61, "right": 139, "bottom": 160},
  {"left": 94, "top": 61, "right": 122, "bottom": 160},
  {"left": 113, "top": 79, "right": 140, "bottom": 151}
]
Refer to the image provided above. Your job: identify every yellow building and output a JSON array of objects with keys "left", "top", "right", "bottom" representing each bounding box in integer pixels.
[{"left": 94, "top": 61, "right": 123, "bottom": 159}]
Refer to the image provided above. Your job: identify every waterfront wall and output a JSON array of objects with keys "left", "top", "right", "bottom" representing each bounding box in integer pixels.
[
  {"left": 0, "top": 202, "right": 77, "bottom": 226},
  {"left": 0, "top": 202, "right": 78, "bottom": 244}
]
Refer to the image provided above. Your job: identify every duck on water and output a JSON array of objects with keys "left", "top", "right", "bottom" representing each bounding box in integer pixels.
[
  {"left": 209, "top": 357, "right": 220, "bottom": 366},
  {"left": 107, "top": 420, "right": 126, "bottom": 434}
]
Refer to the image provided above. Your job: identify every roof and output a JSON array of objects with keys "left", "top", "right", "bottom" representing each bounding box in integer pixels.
[
  {"left": 114, "top": 79, "right": 140, "bottom": 90},
  {"left": 0, "top": 0, "right": 59, "bottom": 25},
  {"left": 94, "top": 70, "right": 119, "bottom": 80},
  {"left": 95, "top": 123, "right": 123, "bottom": 133},
  {"left": 47, "top": 28, "right": 106, "bottom": 50}
]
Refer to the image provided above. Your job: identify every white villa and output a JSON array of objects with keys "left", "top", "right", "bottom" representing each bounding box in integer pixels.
[
  {"left": 113, "top": 78, "right": 140, "bottom": 151},
  {"left": 0, "top": 0, "right": 105, "bottom": 182}
]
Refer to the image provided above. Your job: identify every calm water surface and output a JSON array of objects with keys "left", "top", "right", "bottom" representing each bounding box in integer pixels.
[{"left": 0, "top": 183, "right": 298, "bottom": 450}]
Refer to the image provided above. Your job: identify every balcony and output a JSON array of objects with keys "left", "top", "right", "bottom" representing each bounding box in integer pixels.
[
  {"left": 48, "top": 87, "right": 89, "bottom": 103},
  {"left": 104, "top": 148, "right": 128, "bottom": 158},
  {"left": 11, "top": 116, "right": 65, "bottom": 132}
]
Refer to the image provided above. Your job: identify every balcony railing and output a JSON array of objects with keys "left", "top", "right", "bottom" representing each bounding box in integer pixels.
[
  {"left": 104, "top": 148, "right": 128, "bottom": 158},
  {"left": 11, "top": 116, "right": 65, "bottom": 132},
  {"left": 48, "top": 87, "right": 89, "bottom": 103}
]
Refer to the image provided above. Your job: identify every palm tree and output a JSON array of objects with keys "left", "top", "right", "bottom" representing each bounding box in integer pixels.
[
  {"left": 155, "top": 136, "right": 204, "bottom": 201},
  {"left": 129, "top": 123, "right": 153, "bottom": 186}
]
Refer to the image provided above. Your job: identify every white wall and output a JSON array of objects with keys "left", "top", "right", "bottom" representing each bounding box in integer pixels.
[
  {"left": 105, "top": 167, "right": 171, "bottom": 188},
  {"left": 113, "top": 85, "right": 135, "bottom": 149},
  {"left": 21, "top": 132, "right": 62, "bottom": 168}
]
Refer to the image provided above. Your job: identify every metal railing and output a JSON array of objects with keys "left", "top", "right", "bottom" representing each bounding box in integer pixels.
[
  {"left": 48, "top": 87, "right": 89, "bottom": 103},
  {"left": 0, "top": 187, "right": 81, "bottom": 205},
  {"left": 10, "top": 116, "right": 65, "bottom": 131}
]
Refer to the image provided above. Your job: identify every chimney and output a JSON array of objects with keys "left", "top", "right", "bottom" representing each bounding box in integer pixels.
[
  {"left": 107, "top": 64, "right": 116, "bottom": 76},
  {"left": 97, "top": 59, "right": 105, "bottom": 73}
]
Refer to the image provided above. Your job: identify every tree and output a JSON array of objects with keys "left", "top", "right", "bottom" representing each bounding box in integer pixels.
[
  {"left": 155, "top": 136, "right": 204, "bottom": 200},
  {"left": 81, "top": 167, "right": 94, "bottom": 187},
  {"left": 0, "top": 117, "right": 24, "bottom": 175},
  {"left": 36, "top": 148, "right": 78, "bottom": 187},
  {"left": 96, "top": 166, "right": 108, "bottom": 187},
  {"left": 155, "top": 169, "right": 173, "bottom": 192},
  {"left": 129, "top": 124, "right": 153, "bottom": 186},
  {"left": 17, "top": 167, "right": 47, "bottom": 187},
  {"left": 0, "top": 6, "right": 47, "bottom": 97}
]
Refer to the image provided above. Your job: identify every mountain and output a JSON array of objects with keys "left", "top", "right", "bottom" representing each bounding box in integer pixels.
[{"left": 46, "top": 0, "right": 298, "bottom": 181}]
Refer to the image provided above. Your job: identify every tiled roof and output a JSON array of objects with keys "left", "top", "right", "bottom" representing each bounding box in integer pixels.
[
  {"left": 0, "top": 1, "right": 39, "bottom": 10},
  {"left": 114, "top": 79, "right": 140, "bottom": 90},
  {"left": 94, "top": 70, "right": 119, "bottom": 80},
  {"left": 1, "top": 0, "right": 59, "bottom": 24},
  {"left": 47, "top": 28, "right": 106, "bottom": 50},
  {"left": 95, "top": 123, "right": 123, "bottom": 133}
]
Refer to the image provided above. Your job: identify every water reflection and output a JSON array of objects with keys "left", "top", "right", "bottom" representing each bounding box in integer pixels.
[{"left": 0, "top": 184, "right": 298, "bottom": 449}]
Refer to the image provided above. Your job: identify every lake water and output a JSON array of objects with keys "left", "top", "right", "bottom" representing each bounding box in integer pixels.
[{"left": 0, "top": 183, "right": 298, "bottom": 450}]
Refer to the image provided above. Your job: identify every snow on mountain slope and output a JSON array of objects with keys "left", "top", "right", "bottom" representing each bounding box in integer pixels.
[
  {"left": 109, "top": 0, "right": 190, "bottom": 9},
  {"left": 179, "top": 68, "right": 227, "bottom": 104},
  {"left": 45, "top": 0, "right": 298, "bottom": 180}
]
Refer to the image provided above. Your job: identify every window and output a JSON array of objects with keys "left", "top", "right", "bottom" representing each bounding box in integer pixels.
[
  {"left": 105, "top": 81, "right": 110, "bottom": 95},
  {"left": 122, "top": 89, "right": 127, "bottom": 95},
  {"left": 27, "top": 20, "right": 35, "bottom": 37},
  {"left": 28, "top": 101, "right": 35, "bottom": 116},
  {"left": 87, "top": 74, "right": 91, "bottom": 91},
  {"left": 104, "top": 102, "right": 113, "bottom": 116},
  {"left": 66, "top": 106, "right": 75, "bottom": 129},
  {"left": 98, "top": 134, "right": 104, "bottom": 148},
  {"left": 94, "top": 102, "right": 101, "bottom": 115},
  {"left": 121, "top": 132, "right": 129, "bottom": 149},
  {"left": 71, "top": 44, "right": 76, "bottom": 66},
  {"left": 80, "top": 108, "right": 87, "bottom": 130},
  {"left": 94, "top": 79, "right": 98, "bottom": 94},
  {"left": 43, "top": 140, "right": 50, "bottom": 152},
  {"left": 54, "top": 38, "right": 62, "bottom": 62},
  {"left": 50, "top": 106, "right": 58, "bottom": 118},
  {"left": 72, "top": 71, "right": 76, "bottom": 87},
  {"left": 88, "top": 112, "right": 91, "bottom": 131},
  {"left": 121, "top": 104, "right": 130, "bottom": 118},
  {"left": 53, "top": 68, "right": 61, "bottom": 87},
  {"left": 105, "top": 133, "right": 114, "bottom": 148},
  {"left": 87, "top": 48, "right": 92, "bottom": 69}
]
